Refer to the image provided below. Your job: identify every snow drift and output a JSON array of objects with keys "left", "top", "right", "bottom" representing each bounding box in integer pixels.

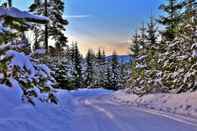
[
  {"left": 0, "top": 86, "right": 73, "bottom": 131},
  {"left": 113, "top": 90, "right": 197, "bottom": 118}
]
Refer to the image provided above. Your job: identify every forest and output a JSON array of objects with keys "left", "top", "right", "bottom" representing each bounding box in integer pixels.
[
  {"left": 0, "top": 0, "right": 196, "bottom": 131},
  {"left": 0, "top": 0, "right": 196, "bottom": 104}
]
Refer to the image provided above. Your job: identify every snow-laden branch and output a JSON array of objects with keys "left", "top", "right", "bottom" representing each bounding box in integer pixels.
[{"left": 0, "top": 7, "right": 48, "bottom": 23}]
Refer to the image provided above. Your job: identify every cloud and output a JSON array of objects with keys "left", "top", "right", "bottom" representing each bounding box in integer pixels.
[{"left": 64, "top": 15, "right": 91, "bottom": 19}]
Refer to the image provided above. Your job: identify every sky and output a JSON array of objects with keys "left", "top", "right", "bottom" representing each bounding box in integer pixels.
[{"left": 13, "top": 0, "right": 162, "bottom": 56}]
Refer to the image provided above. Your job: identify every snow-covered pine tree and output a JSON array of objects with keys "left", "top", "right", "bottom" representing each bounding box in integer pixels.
[
  {"left": 29, "top": 0, "right": 46, "bottom": 52},
  {"left": 127, "top": 0, "right": 196, "bottom": 95},
  {"left": 48, "top": 0, "right": 68, "bottom": 55},
  {"left": 146, "top": 17, "right": 158, "bottom": 49},
  {"left": 104, "top": 62, "right": 113, "bottom": 89},
  {"left": 0, "top": 4, "right": 57, "bottom": 104},
  {"left": 158, "top": 37, "right": 196, "bottom": 93},
  {"left": 102, "top": 50, "right": 106, "bottom": 63},
  {"left": 139, "top": 22, "right": 147, "bottom": 51},
  {"left": 70, "top": 42, "right": 83, "bottom": 88},
  {"left": 96, "top": 48, "right": 106, "bottom": 64},
  {"left": 158, "top": 0, "right": 183, "bottom": 40},
  {"left": 180, "top": 0, "right": 197, "bottom": 42},
  {"left": 144, "top": 16, "right": 167, "bottom": 93},
  {"left": 128, "top": 18, "right": 164, "bottom": 94},
  {"left": 134, "top": 22, "right": 148, "bottom": 72},
  {"left": 19, "top": 33, "right": 31, "bottom": 54},
  {"left": 110, "top": 51, "right": 120, "bottom": 90},
  {"left": 49, "top": 46, "right": 78, "bottom": 90},
  {"left": 118, "top": 63, "right": 131, "bottom": 89},
  {"left": 128, "top": 29, "right": 142, "bottom": 93},
  {"left": 29, "top": 0, "right": 70, "bottom": 91},
  {"left": 157, "top": 0, "right": 197, "bottom": 93},
  {"left": 129, "top": 29, "right": 140, "bottom": 58},
  {"left": 145, "top": 17, "right": 159, "bottom": 74},
  {"left": 52, "top": 59, "right": 72, "bottom": 90},
  {"left": 29, "top": 0, "right": 68, "bottom": 54},
  {"left": 95, "top": 49, "right": 107, "bottom": 87},
  {"left": 85, "top": 49, "right": 96, "bottom": 88},
  {"left": 176, "top": 0, "right": 197, "bottom": 92},
  {"left": 130, "top": 23, "right": 149, "bottom": 95}
]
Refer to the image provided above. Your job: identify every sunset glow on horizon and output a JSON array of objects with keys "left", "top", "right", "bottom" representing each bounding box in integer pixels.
[{"left": 14, "top": 0, "right": 162, "bottom": 56}]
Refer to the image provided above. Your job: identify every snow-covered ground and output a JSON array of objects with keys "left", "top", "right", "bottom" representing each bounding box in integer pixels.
[
  {"left": 1, "top": 87, "right": 197, "bottom": 131},
  {"left": 113, "top": 90, "right": 197, "bottom": 120},
  {"left": 0, "top": 86, "right": 73, "bottom": 131}
]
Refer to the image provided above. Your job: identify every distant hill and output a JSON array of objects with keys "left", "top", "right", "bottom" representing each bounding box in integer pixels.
[{"left": 106, "top": 55, "right": 132, "bottom": 64}]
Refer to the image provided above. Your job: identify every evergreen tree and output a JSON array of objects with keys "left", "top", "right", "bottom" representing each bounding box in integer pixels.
[
  {"left": 29, "top": 0, "right": 68, "bottom": 53},
  {"left": 158, "top": 0, "right": 183, "bottom": 40},
  {"left": 146, "top": 16, "right": 158, "bottom": 48},
  {"left": 184, "top": 0, "right": 196, "bottom": 24},
  {"left": 71, "top": 43, "right": 83, "bottom": 88},
  {"left": 129, "top": 29, "right": 143, "bottom": 94},
  {"left": 95, "top": 49, "right": 107, "bottom": 87},
  {"left": 110, "top": 51, "right": 120, "bottom": 90},
  {"left": 128, "top": 19, "right": 165, "bottom": 95},
  {"left": 118, "top": 63, "right": 131, "bottom": 89},
  {"left": 53, "top": 60, "right": 74, "bottom": 90},
  {"left": 139, "top": 22, "right": 147, "bottom": 50},
  {"left": 48, "top": 0, "right": 68, "bottom": 54},
  {"left": 157, "top": 0, "right": 197, "bottom": 93},
  {"left": 96, "top": 48, "right": 103, "bottom": 63},
  {"left": 32, "top": 26, "right": 41, "bottom": 51},
  {"left": 130, "top": 22, "right": 147, "bottom": 93},
  {"left": 104, "top": 63, "right": 112, "bottom": 88},
  {"left": 85, "top": 49, "right": 96, "bottom": 87},
  {"left": 0, "top": 4, "right": 57, "bottom": 104},
  {"left": 181, "top": 0, "right": 197, "bottom": 42},
  {"left": 29, "top": 0, "right": 47, "bottom": 51},
  {"left": 144, "top": 16, "right": 166, "bottom": 93},
  {"left": 102, "top": 50, "right": 106, "bottom": 63},
  {"left": 130, "top": 30, "right": 140, "bottom": 58},
  {"left": 127, "top": 0, "right": 197, "bottom": 95},
  {"left": 145, "top": 16, "right": 159, "bottom": 72}
]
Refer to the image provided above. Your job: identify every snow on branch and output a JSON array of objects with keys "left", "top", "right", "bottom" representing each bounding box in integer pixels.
[{"left": 0, "top": 7, "right": 49, "bottom": 23}]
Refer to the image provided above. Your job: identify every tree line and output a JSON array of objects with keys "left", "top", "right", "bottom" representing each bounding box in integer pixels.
[
  {"left": 49, "top": 43, "right": 131, "bottom": 90},
  {"left": 0, "top": 0, "right": 196, "bottom": 103},
  {"left": 128, "top": 0, "right": 197, "bottom": 95}
]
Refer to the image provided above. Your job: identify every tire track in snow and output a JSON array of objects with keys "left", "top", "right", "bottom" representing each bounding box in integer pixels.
[{"left": 83, "top": 99, "right": 115, "bottom": 120}]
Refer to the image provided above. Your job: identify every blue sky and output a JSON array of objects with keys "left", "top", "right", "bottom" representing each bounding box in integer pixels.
[{"left": 13, "top": 0, "right": 162, "bottom": 55}]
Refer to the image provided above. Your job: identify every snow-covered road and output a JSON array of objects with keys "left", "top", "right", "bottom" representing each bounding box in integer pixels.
[
  {"left": 68, "top": 89, "right": 197, "bottom": 131},
  {"left": 1, "top": 88, "right": 197, "bottom": 131}
]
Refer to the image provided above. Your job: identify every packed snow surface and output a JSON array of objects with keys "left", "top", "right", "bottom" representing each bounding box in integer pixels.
[
  {"left": 0, "top": 87, "right": 197, "bottom": 131},
  {"left": 113, "top": 90, "right": 197, "bottom": 119}
]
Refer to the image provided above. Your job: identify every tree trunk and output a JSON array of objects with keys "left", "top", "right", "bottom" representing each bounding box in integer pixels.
[
  {"left": 44, "top": 0, "right": 48, "bottom": 54},
  {"left": 8, "top": 0, "right": 12, "bottom": 7}
]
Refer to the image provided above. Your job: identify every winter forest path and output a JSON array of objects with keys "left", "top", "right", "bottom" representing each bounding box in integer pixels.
[{"left": 67, "top": 89, "right": 197, "bottom": 131}]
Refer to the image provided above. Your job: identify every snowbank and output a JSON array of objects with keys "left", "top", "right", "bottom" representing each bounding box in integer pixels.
[
  {"left": 0, "top": 86, "right": 73, "bottom": 131},
  {"left": 113, "top": 90, "right": 197, "bottom": 118},
  {"left": 0, "top": 87, "right": 113, "bottom": 131}
]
